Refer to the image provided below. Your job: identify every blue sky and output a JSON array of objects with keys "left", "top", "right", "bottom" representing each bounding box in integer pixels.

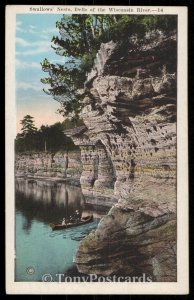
[{"left": 16, "top": 14, "right": 67, "bottom": 132}]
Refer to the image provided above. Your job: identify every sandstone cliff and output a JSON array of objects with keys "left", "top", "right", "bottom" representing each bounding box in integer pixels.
[
  {"left": 15, "top": 151, "right": 82, "bottom": 182},
  {"left": 15, "top": 29, "right": 177, "bottom": 281},
  {"left": 68, "top": 30, "right": 177, "bottom": 281}
]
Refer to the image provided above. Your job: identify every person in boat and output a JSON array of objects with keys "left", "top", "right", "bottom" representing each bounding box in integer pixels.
[
  {"left": 69, "top": 210, "right": 81, "bottom": 223},
  {"left": 62, "top": 218, "right": 66, "bottom": 225},
  {"left": 75, "top": 210, "right": 81, "bottom": 223}
]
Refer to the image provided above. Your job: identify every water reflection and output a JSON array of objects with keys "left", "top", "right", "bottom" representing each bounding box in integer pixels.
[
  {"left": 15, "top": 178, "right": 109, "bottom": 234},
  {"left": 15, "top": 178, "right": 110, "bottom": 281},
  {"left": 15, "top": 178, "right": 85, "bottom": 233}
]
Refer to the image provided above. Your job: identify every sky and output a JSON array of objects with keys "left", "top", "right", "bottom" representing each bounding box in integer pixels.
[{"left": 16, "top": 14, "right": 67, "bottom": 133}]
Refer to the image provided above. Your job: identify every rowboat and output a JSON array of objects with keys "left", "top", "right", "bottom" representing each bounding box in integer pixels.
[{"left": 50, "top": 215, "right": 93, "bottom": 231}]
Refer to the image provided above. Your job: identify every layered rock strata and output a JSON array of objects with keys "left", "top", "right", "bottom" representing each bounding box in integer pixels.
[
  {"left": 69, "top": 30, "right": 177, "bottom": 281},
  {"left": 15, "top": 151, "right": 82, "bottom": 180}
]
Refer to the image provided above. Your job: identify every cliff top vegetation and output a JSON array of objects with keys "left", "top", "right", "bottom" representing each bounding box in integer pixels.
[
  {"left": 40, "top": 15, "right": 177, "bottom": 119},
  {"left": 15, "top": 115, "right": 83, "bottom": 153}
]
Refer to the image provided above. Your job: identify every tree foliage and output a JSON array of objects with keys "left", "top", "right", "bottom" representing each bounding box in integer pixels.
[
  {"left": 20, "top": 115, "right": 37, "bottom": 136},
  {"left": 41, "top": 15, "right": 177, "bottom": 118},
  {"left": 15, "top": 117, "right": 80, "bottom": 153}
]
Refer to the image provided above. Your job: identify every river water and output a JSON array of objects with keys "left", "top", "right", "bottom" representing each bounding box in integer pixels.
[{"left": 15, "top": 178, "right": 106, "bottom": 282}]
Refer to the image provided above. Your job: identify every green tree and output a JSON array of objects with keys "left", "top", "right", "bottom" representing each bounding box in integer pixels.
[
  {"left": 39, "top": 122, "right": 68, "bottom": 152},
  {"left": 41, "top": 15, "right": 121, "bottom": 118},
  {"left": 20, "top": 115, "right": 37, "bottom": 137},
  {"left": 15, "top": 119, "right": 78, "bottom": 153},
  {"left": 15, "top": 115, "right": 38, "bottom": 152},
  {"left": 41, "top": 15, "right": 177, "bottom": 118}
]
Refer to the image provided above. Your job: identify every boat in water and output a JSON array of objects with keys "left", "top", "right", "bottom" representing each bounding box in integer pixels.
[{"left": 50, "top": 215, "right": 93, "bottom": 231}]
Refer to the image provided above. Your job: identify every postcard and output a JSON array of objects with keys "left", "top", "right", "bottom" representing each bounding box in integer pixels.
[{"left": 5, "top": 5, "right": 188, "bottom": 294}]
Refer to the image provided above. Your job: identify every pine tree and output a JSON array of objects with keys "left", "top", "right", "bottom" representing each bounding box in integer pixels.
[{"left": 20, "top": 115, "right": 37, "bottom": 137}]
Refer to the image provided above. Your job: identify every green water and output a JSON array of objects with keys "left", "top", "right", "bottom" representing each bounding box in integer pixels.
[{"left": 15, "top": 178, "right": 99, "bottom": 282}]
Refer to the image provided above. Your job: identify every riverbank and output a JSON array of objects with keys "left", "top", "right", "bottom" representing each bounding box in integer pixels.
[
  {"left": 15, "top": 150, "right": 118, "bottom": 207},
  {"left": 15, "top": 151, "right": 82, "bottom": 180},
  {"left": 15, "top": 174, "right": 81, "bottom": 187}
]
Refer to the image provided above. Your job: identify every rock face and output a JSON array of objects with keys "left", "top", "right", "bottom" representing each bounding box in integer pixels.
[
  {"left": 75, "top": 207, "right": 176, "bottom": 281},
  {"left": 69, "top": 30, "right": 177, "bottom": 281},
  {"left": 15, "top": 151, "right": 82, "bottom": 181}
]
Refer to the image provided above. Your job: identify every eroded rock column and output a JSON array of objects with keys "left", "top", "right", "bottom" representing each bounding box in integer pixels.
[
  {"left": 79, "top": 145, "right": 98, "bottom": 189},
  {"left": 93, "top": 141, "right": 115, "bottom": 189}
]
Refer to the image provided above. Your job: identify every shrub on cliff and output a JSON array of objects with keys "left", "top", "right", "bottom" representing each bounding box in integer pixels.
[{"left": 41, "top": 15, "right": 177, "bottom": 118}]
